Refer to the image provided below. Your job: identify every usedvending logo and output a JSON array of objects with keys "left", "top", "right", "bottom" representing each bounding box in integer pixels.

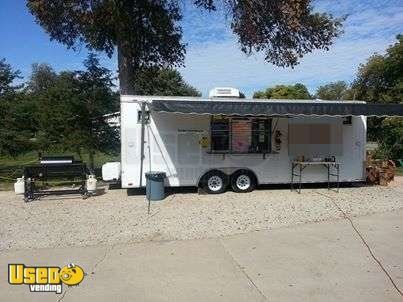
[{"left": 8, "top": 263, "right": 85, "bottom": 294}]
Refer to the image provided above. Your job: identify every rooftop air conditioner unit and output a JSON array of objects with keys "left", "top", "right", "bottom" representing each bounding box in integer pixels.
[{"left": 209, "top": 87, "right": 240, "bottom": 98}]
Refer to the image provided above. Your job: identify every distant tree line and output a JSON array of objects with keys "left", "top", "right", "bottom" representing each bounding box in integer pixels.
[
  {"left": 253, "top": 83, "right": 311, "bottom": 99},
  {"left": 253, "top": 81, "right": 354, "bottom": 100},
  {"left": 0, "top": 53, "right": 200, "bottom": 168},
  {"left": 253, "top": 36, "right": 403, "bottom": 160}
]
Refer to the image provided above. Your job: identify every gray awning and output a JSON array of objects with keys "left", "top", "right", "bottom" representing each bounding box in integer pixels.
[{"left": 151, "top": 99, "right": 403, "bottom": 117}]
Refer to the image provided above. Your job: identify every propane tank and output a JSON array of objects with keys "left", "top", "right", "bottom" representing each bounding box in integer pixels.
[
  {"left": 14, "top": 177, "right": 25, "bottom": 195},
  {"left": 86, "top": 175, "right": 97, "bottom": 193}
]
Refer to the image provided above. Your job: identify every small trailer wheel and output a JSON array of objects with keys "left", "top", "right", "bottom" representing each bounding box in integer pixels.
[
  {"left": 231, "top": 170, "right": 256, "bottom": 193},
  {"left": 201, "top": 170, "right": 228, "bottom": 194}
]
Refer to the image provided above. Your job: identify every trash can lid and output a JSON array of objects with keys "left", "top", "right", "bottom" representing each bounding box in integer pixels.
[{"left": 145, "top": 171, "right": 166, "bottom": 178}]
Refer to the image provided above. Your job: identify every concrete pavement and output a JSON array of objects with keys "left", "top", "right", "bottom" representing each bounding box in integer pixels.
[{"left": 1, "top": 210, "right": 402, "bottom": 302}]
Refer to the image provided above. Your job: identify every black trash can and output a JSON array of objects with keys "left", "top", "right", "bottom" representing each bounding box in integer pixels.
[{"left": 145, "top": 171, "right": 166, "bottom": 201}]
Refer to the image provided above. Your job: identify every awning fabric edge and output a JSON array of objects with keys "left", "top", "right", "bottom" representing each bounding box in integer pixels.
[{"left": 150, "top": 100, "right": 403, "bottom": 117}]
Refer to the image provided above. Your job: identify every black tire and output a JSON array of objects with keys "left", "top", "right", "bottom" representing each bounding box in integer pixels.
[
  {"left": 200, "top": 170, "right": 228, "bottom": 194},
  {"left": 231, "top": 170, "right": 256, "bottom": 193}
]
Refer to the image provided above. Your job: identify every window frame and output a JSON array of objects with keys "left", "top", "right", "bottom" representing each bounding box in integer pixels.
[
  {"left": 209, "top": 116, "right": 272, "bottom": 154},
  {"left": 209, "top": 116, "right": 231, "bottom": 152}
]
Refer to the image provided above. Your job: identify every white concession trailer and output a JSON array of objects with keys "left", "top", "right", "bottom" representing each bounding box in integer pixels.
[{"left": 103, "top": 88, "right": 403, "bottom": 194}]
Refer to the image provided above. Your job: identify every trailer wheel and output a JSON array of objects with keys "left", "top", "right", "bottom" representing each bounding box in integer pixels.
[
  {"left": 231, "top": 170, "right": 256, "bottom": 193},
  {"left": 201, "top": 170, "right": 228, "bottom": 194}
]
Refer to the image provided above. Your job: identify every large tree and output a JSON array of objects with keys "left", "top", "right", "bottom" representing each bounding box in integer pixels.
[
  {"left": 253, "top": 83, "right": 311, "bottom": 99},
  {"left": 352, "top": 36, "right": 403, "bottom": 160},
  {"left": 353, "top": 35, "right": 403, "bottom": 104},
  {"left": 27, "top": 0, "right": 343, "bottom": 94}
]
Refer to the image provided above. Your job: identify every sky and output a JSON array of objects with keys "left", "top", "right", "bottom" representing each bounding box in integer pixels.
[{"left": 0, "top": 0, "right": 402, "bottom": 97}]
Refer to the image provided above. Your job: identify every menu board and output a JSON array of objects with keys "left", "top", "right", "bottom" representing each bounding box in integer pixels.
[
  {"left": 288, "top": 122, "right": 343, "bottom": 156},
  {"left": 231, "top": 120, "right": 251, "bottom": 152}
]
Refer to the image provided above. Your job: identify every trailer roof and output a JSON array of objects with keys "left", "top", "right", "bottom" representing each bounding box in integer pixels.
[{"left": 121, "top": 95, "right": 403, "bottom": 117}]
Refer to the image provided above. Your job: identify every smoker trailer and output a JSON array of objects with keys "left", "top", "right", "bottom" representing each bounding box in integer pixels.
[{"left": 103, "top": 89, "right": 403, "bottom": 194}]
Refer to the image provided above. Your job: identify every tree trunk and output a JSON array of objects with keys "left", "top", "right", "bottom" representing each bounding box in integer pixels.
[{"left": 117, "top": 42, "right": 137, "bottom": 95}]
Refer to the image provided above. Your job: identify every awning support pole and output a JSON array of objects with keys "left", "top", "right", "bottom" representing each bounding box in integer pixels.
[
  {"left": 139, "top": 102, "right": 146, "bottom": 187},
  {"left": 271, "top": 117, "right": 280, "bottom": 136}
]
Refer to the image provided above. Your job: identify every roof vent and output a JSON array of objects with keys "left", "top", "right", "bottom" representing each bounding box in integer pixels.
[{"left": 209, "top": 87, "right": 240, "bottom": 98}]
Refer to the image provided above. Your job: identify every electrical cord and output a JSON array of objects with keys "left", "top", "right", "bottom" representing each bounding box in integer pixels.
[{"left": 316, "top": 191, "right": 403, "bottom": 297}]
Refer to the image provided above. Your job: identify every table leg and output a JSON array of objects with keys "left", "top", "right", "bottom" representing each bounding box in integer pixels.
[
  {"left": 299, "top": 164, "right": 302, "bottom": 194},
  {"left": 291, "top": 163, "right": 294, "bottom": 191},
  {"left": 327, "top": 164, "right": 330, "bottom": 190}
]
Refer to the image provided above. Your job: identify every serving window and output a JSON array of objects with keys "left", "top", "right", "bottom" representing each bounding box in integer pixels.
[{"left": 210, "top": 116, "right": 271, "bottom": 154}]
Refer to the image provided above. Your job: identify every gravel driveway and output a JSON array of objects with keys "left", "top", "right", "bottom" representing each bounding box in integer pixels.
[{"left": 1, "top": 178, "right": 402, "bottom": 250}]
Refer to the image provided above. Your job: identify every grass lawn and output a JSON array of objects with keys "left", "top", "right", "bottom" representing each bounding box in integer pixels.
[
  {"left": 0, "top": 151, "right": 120, "bottom": 191},
  {"left": 397, "top": 166, "right": 403, "bottom": 176}
]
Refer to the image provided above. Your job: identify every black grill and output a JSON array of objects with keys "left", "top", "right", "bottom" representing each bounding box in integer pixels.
[{"left": 23, "top": 156, "right": 90, "bottom": 202}]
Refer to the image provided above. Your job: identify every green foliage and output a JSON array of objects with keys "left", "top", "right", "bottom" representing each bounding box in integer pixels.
[
  {"left": 27, "top": 63, "right": 57, "bottom": 93},
  {"left": 74, "top": 53, "right": 120, "bottom": 166},
  {"left": 27, "top": 0, "right": 186, "bottom": 94},
  {"left": 315, "top": 81, "right": 354, "bottom": 100},
  {"left": 353, "top": 36, "right": 403, "bottom": 104},
  {"left": 27, "top": 0, "right": 343, "bottom": 93},
  {"left": 353, "top": 55, "right": 390, "bottom": 103},
  {"left": 370, "top": 117, "right": 403, "bottom": 160},
  {"left": 133, "top": 68, "right": 200, "bottom": 96},
  {"left": 34, "top": 71, "right": 81, "bottom": 151},
  {"left": 352, "top": 36, "right": 403, "bottom": 160},
  {"left": 32, "top": 54, "right": 120, "bottom": 168},
  {"left": 0, "top": 53, "right": 199, "bottom": 161},
  {"left": 0, "top": 94, "right": 37, "bottom": 156},
  {"left": 0, "top": 59, "right": 31, "bottom": 156},
  {"left": 0, "top": 58, "right": 21, "bottom": 95},
  {"left": 224, "top": 1, "right": 344, "bottom": 68},
  {"left": 253, "top": 83, "right": 311, "bottom": 99},
  {"left": 27, "top": 0, "right": 185, "bottom": 62},
  {"left": 0, "top": 54, "right": 121, "bottom": 167},
  {"left": 252, "top": 91, "right": 266, "bottom": 99}
]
